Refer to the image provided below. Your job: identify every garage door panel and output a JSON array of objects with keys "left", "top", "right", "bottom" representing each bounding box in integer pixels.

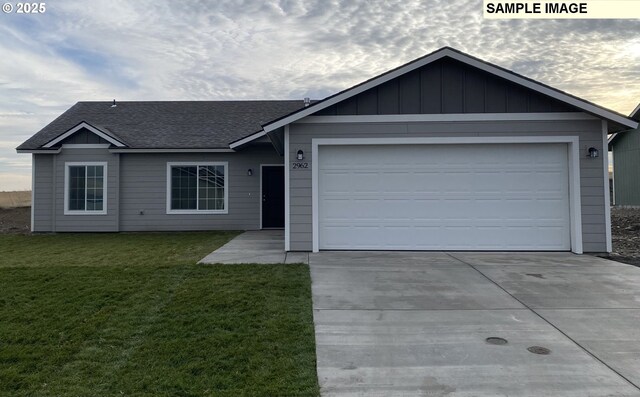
[
  {"left": 321, "top": 226, "right": 384, "bottom": 249},
  {"left": 537, "top": 199, "right": 569, "bottom": 217},
  {"left": 322, "top": 200, "right": 392, "bottom": 221},
  {"left": 318, "top": 144, "right": 571, "bottom": 251}
]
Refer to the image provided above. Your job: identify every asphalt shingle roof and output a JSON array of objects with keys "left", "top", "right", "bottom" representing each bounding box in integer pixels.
[{"left": 17, "top": 100, "right": 306, "bottom": 150}]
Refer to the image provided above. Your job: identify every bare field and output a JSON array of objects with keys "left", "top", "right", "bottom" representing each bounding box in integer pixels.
[{"left": 0, "top": 191, "right": 31, "bottom": 209}]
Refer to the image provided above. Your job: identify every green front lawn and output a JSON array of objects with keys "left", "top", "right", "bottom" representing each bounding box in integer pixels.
[{"left": 0, "top": 232, "right": 319, "bottom": 397}]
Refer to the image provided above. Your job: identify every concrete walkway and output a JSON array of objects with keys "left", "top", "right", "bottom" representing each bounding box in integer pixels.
[
  {"left": 198, "top": 230, "right": 309, "bottom": 264},
  {"left": 310, "top": 251, "right": 640, "bottom": 396}
]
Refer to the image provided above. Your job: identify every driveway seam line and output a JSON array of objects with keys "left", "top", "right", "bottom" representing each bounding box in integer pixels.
[{"left": 445, "top": 252, "right": 640, "bottom": 392}]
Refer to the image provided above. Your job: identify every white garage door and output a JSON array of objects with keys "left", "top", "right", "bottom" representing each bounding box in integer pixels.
[{"left": 318, "top": 143, "right": 571, "bottom": 251}]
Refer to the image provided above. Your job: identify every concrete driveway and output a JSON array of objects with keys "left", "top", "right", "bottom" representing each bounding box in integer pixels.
[{"left": 310, "top": 252, "right": 640, "bottom": 396}]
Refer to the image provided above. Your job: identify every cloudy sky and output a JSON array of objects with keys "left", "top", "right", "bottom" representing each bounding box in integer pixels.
[{"left": 1, "top": 0, "right": 639, "bottom": 191}]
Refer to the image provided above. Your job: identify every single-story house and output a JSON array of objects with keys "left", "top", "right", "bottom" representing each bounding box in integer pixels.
[
  {"left": 609, "top": 103, "right": 640, "bottom": 206},
  {"left": 17, "top": 47, "right": 639, "bottom": 253}
]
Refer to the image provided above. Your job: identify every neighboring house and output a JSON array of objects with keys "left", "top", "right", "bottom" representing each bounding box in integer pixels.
[
  {"left": 609, "top": 103, "right": 640, "bottom": 206},
  {"left": 17, "top": 47, "right": 638, "bottom": 253}
]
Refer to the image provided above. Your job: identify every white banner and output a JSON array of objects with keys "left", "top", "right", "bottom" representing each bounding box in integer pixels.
[{"left": 484, "top": 0, "right": 640, "bottom": 19}]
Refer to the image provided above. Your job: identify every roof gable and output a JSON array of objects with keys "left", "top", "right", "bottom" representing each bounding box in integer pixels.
[
  {"left": 262, "top": 47, "right": 637, "bottom": 132},
  {"left": 57, "top": 127, "right": 111, "bottom": 145},
  {"left": 315, "top": 57, "right": 575, "bottom": 116},
  {"left": 43, "top": 121, "right": 127, "bottom": 148},
  {"left": 631, "top": 103, "right": 640, "bottom": 120}
]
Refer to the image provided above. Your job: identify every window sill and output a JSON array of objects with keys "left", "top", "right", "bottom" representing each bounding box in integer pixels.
[
  {"left": 64, "top": 211, "right": 108, "bottom": 216},
  {"left": 166, "top": 210, "right": 228, "bottom": 215}
]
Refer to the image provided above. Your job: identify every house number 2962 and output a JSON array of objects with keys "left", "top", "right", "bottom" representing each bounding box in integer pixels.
[{"left": 292, "top": 162, "right": 308, "bottom": 169}]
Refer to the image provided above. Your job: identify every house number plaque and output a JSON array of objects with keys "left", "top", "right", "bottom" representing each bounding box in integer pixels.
[{"left": 291, "top": 162, "right": 309, "bottom": 169}]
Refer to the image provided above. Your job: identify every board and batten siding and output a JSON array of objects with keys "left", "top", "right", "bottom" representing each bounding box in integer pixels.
[
  {"left": 315, "top": 58, "right": 575, "bottom": 116},
  {"left": 119, "top": 146, "right": 281, "bottom": 231},
  {"left": 33, "top": 148, "right": 119, "bottom": 232},
  {"left": 612, "top": 130, "right": 640, "bottom": 206},
  {"left": 59, "top": 130, "right": 111, "bottom": 145},
  {"left": 287, "top": 118, "right": 607, "bottom": 252}
]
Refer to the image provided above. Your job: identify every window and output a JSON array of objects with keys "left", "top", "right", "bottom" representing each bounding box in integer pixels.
[
  {"left": 64, "top": 162, "right": 107, "bottom": 215},
  {"left": 166, "top": 162, "right": 228, "bottom": 214}
]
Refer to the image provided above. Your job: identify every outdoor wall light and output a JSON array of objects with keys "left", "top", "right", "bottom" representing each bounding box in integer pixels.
[
  {"left": 587, "top": 147, "right": 599, "bottom": 158},
  {"left": 247, "top": 168, "right": 253, "bottom": 176},
  {"left": 297, "top": 150, "right": 304, "bottom": 160}
]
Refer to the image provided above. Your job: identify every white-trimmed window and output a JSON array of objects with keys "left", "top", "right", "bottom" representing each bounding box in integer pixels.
[
  {"left": 166, "top": 162, "right": 228, "bottom": 214},
  {"left": 64, "top": 162, "right": 108, "bottom": 215}
]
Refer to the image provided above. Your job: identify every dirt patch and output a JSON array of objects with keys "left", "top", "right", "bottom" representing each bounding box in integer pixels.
[
  {"left": 606, "top": 207, "right": 640, "bottom": 266},
  {"left": 0, "top": 207, "right": 30, "bottom": 234}
]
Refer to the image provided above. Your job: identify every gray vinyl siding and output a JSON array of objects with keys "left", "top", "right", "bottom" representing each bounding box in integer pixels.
[
  {"left": 316, "top": 58, "right": 575, "bottom": 116},
  {"left": 612, "top": 130, "right": 640, "bottom": 206},
  {"left": 32, "top": 148, "right": 119, "bottom": 232},
  {"left": 287, "top": 118, "right": 607, "bottom": 252},
  {"left": 32, "top": 154, "right": 53, "bottom": 232},
  {"left": 119, "top": 146, "right": 281, "bottom": 231},
  {"left": 32, "top": 145, "right": 282, "bottom": 232}
]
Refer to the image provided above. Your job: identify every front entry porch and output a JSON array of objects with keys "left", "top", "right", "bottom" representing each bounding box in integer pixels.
[{"left": 198, "top": 230, "right": 308, "bottom": 264}]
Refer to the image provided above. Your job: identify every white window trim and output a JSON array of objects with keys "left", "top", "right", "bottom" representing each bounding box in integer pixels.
[
  {"left": 284, "top": 125, "right": 290, "bottom": 251},
  {"left": 166, "top": 162, "right": 229, "bottom": 215},
  {"left": 64, "top": 161, "right": 108, "bottom": 216},
  {"left": 311, "top": 136, "right": 583, "bottom": 254},
  {"left": 602, "top": 120, "right": 612, "bottom": 253}
]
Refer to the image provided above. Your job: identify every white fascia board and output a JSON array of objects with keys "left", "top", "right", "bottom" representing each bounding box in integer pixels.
[
  {"left": 295, "top": 112, "right": 597, "bottom": 124},
  {"left": 43, "top": 122, "right": 126, "bottom": 148},
  {"left": 16, "top": 148, "right": 61, "bottom": 154},
  {"left": 109, "top": 148, "right": 235, "bottom": 153},
  {"left": 229, "top": 130, "right": 267, "bottom": 149},
  {"left": 263, "top": 48, "right": 637, "bottom": 132},
  {"left": 631, "top": 102, "right": 640, "bottom": 119}
]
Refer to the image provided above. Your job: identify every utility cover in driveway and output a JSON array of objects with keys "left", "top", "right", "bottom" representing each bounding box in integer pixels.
[{"left": 318, "top": 143, "right": 571, "bottom": 250}]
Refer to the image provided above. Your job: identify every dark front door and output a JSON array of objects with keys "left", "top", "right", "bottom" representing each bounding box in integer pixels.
[{"left": 261, "top": 166, "right": 284, "bottom": 228}]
